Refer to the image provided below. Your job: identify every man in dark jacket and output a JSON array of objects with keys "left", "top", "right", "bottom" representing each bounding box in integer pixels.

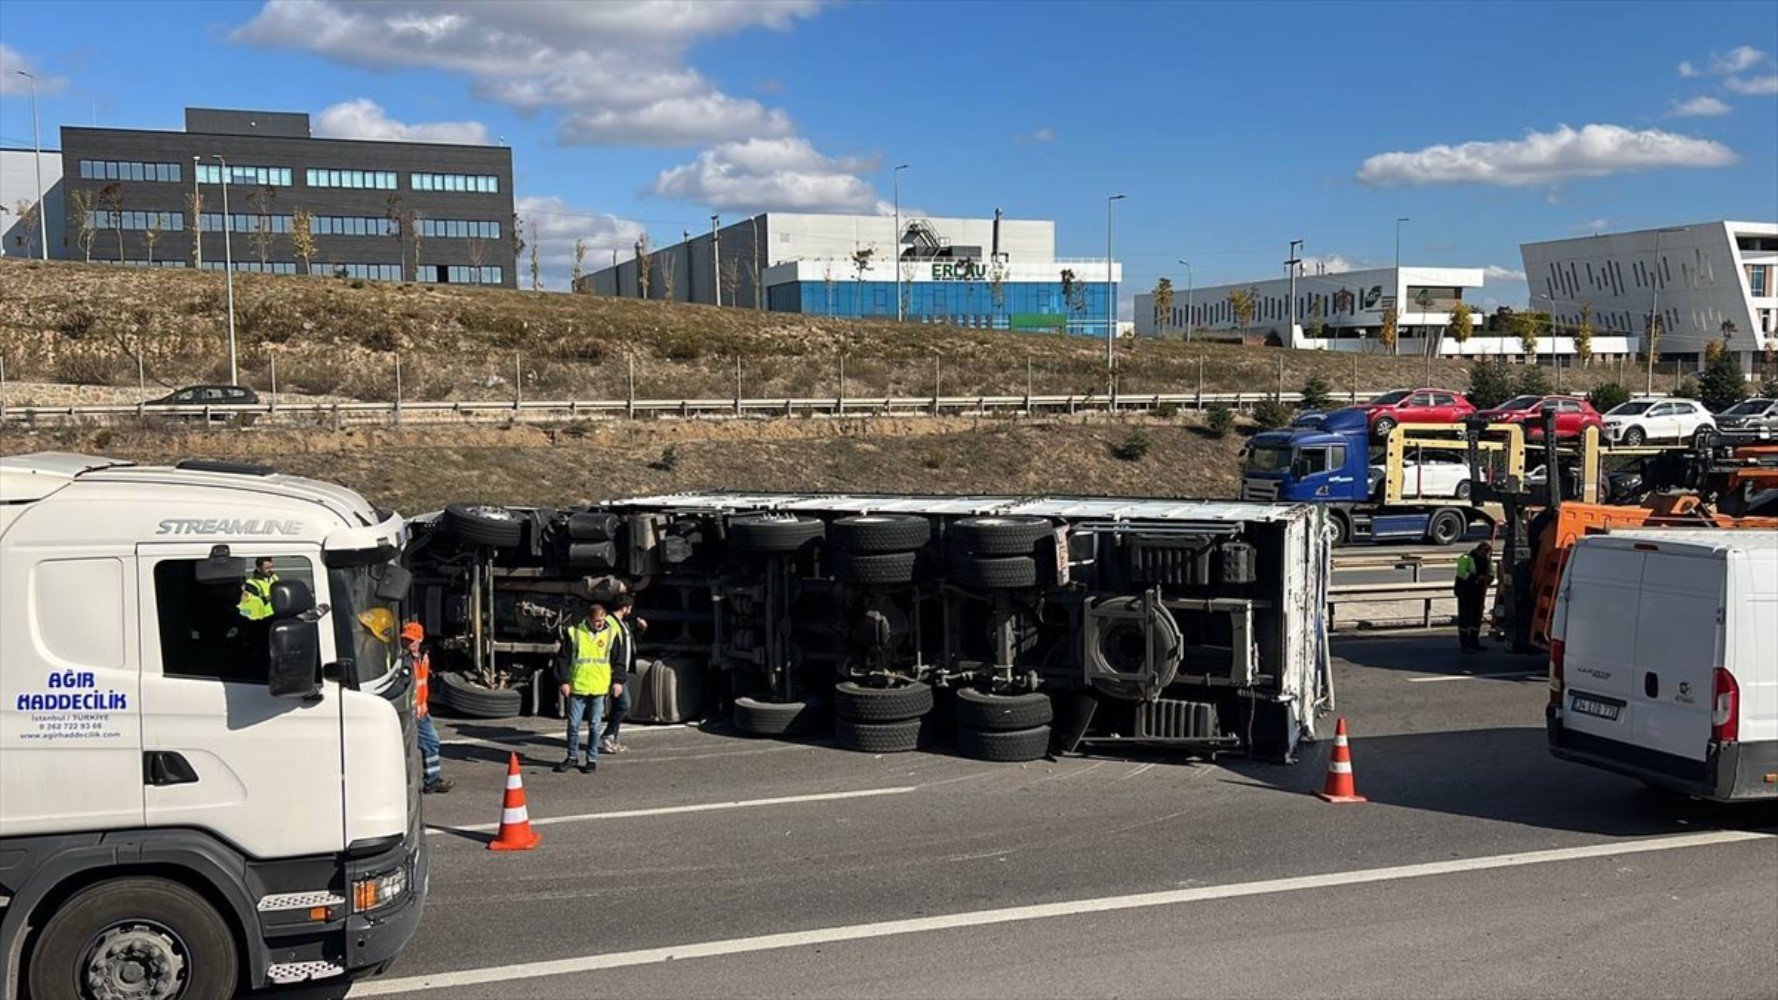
[
  {"left": 554, "top": 603, "right": 627, "bottom": 774},
  {"left": 601, "top": 594, "right": 647, "bottom": 755},
  {"left": 1453, "top": 541, "right": 1494, "bottom": 653}
]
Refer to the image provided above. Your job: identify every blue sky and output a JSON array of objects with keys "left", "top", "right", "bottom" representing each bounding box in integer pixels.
[{"left": 2, "top": 0, "right": 1775, "bottom": 304}]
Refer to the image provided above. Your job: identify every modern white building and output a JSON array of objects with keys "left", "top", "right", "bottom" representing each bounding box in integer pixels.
[
  {"left": 1133, "top": 264, "right": 1625, "bottom": 358},
  {"left": 0, "top": 147, "right": 64, "bottom": 259},
  {"left": 1520, "top": 221, "right": 1778, "bottom": 376},
  {"left": 578, "top": 212, "right": 1120, "bottom": 335}
]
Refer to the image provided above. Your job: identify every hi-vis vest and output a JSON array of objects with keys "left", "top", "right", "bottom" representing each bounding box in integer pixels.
[
  {"left": 1455, "top": 553, "right": 1476, "bottom": 580},
  {"left": 413, "top": 652, "right": 432, "bottom": 719},
  {"left": 566, "top": 621, "right": 618, "bottom": 696},
  {"left": 238, "top": 574, "right": 277, "bottom": 620}
]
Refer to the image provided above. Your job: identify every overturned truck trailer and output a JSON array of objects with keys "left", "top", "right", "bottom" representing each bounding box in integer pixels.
[{"left": 405, "top": 493, "right": 1333, "bottom": 762}]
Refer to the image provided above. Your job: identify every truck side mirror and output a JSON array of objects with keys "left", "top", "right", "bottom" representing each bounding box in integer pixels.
[
  {"left": 373, "top": 563, "right": 412, "bottom": 602},
  {"left": 269, "top": 579, "right": 316, "bottom": 619},
  {"left": 1290, "top": 458, "right": 1310, "bottom": 478},
  {"left": 194, "top": 546, "right": 247, "bottom": 584},
  {"left": 267, "top": 619, "right": 320, "bottom": 698}
]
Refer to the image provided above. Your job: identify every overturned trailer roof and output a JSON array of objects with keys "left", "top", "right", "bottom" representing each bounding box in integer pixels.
[{"left": 609, "top": 491, "right": 1318, "bottom": 524}]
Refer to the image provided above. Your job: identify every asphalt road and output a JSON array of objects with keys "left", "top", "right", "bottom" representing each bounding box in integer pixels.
[{"left": 281, "top": 632, "right": 1776, "bottom": 1000}]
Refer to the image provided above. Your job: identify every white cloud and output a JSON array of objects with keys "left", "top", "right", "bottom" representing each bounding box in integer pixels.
[
  {"left": 1355, "top": 124, "right": 1739, "bottom": 186},
  {"left": 1570, "top": 218, "right": 1611, "bottom": 235},
  {"left": 1668, "top": 94, "right": 1732, "bottom": 117},
  {"left": 1678, "top": 45, "right": 1770, "bottom": 78},
  {"left": 1298, "top": 254, "right": 1364, "bottom": 275},
  {"left": 1724, "top": 74, "right": 1778, "bottom": 95},
  {"left": 0, "top": 43, "right": 67, "bottom": 96},
  {"left": 1485, "top": 265, "right": 1527, "bottom": 282},
  {"left": 1678, "top": 60, "right": 1701, "bottom": 78},
  {"left": 513, "top": 194, "right": 646, "bottom": 290},
  {"left": 315, "top": 99, "right": 491, "bottom": 144},
  {"left": 649, "top": 137, "right": 881, "bottom": 213},
  {"left": 1015, "top": 127, "right": 1055, "bottom": 144},
  {"left": 232, "top": 0, "right": 822, "bottom": 147}
]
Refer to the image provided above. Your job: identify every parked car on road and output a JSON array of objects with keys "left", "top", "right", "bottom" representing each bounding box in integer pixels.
[
  {"left": 1352, "top": 387, "right": 1475, "bottom": 439},
  {"left": 1476, "top": 394, "right": 1604, "bottom": 440},
  {"left": 1715, "top": 397, "right": 1778, "bottom": 443},
  {"left": 1602, "top": 397, "right": 1716, "bottom": 446},
  {"left": 146, "top": 384, "right": 261, "bottom": 423}
]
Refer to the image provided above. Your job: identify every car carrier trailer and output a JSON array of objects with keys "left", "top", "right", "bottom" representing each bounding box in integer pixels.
[{"left": 405, "top": 493, "right": 1334, "bottom": 763}]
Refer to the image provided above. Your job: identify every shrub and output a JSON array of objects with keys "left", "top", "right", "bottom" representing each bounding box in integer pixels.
[
  {"left": 1587, "top": 381, "right": 1631, "bottom": 414},
  {"left": 1206, "top": 402, "right": 1235, "bottom": 438},
  {"left": 1698, "top": 349, "right": 1749, "bottom": 413},
  {"left": 1515, "top": 365, "right": 1553, "bottom": 397},
  {"left": 1675, "top": 376, "right": 1701, "bottom": 401},
  {"left": 1763, "top": 375, "right": 1778, "bottom": 398},
  {"left": 1250, "top": 396, "right": 1293, "bottom": 430},
  {"left": 650, "top": 444, "right": 681, "bottom": 472},
  {"left": 1155, "top": 401, "right": 1180, "bottom": 419},
  {"left": 1110, "top": 427, "right": 1152, "bottom": 462},
  {"left": 1466, "top": 359, "right": 1516, "bottom": 410},
  {"left": 1298, "top": 374, "right": 1333, "bottom": 411},
  {"left": 53, "top": 351, "right": 121, "bottom": 386},
  {"left": 92, "top": 428, "right": 114, "bottom": 451}
]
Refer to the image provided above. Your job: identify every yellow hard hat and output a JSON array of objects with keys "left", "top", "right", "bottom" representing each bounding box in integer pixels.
[{"left": 357, "top": 607, "right": 395, "bottom": 643}]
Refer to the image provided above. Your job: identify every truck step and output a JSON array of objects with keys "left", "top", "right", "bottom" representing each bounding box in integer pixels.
[{"left": 267, "top": 960, "right": 346, "bottom": 984}]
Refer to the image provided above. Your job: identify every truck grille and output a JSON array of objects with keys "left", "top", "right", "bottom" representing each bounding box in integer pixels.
[
  {"left": 1136, "top": 699, "right": 1220, "bottom": 740},
  {"left": 1241, "top": 478, "right": 1280, "bottom": 503}
]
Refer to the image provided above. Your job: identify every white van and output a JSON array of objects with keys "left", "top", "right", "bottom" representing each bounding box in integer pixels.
[{"left": 1547, "top": 529, "right": 1778, "bottom": 801}]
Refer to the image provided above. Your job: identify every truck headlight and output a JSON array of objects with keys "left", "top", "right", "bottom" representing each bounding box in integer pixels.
[{"left": 353, "top": 866, "right": 410, "bottom": 913}]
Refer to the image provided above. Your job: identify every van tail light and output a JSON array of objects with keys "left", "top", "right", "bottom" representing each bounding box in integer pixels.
[
  {"left": 1549, "top": 639, "right": 1565, "bottom": 706},
  {"left": 1711, "top": 668, "right": 1739, "bottom": 743}
]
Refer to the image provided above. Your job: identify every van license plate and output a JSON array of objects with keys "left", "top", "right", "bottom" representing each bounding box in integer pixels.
[{"left": 1571, "top": 696, "right": 1621, "bottom": 721}]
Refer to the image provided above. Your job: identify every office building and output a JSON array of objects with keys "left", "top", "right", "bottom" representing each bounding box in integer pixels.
[
  {"left": 58, "top": 107, "right": 515, "bottom": 286},
  {"left": 1, "top": 146, "right": 64, "bottom": 259}
]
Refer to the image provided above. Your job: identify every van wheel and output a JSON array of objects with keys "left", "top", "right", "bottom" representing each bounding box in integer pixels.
[
  {"left": 1426, "top": 509, "right": 1466, "bottom": 546},
  {"left": 28, "top": 877, "right": 238, "bottom": 1000}
]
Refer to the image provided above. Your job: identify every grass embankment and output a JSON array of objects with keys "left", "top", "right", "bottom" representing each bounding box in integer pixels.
[{"left": 0, "top": 258, "right": 1623, "bottom": 406}]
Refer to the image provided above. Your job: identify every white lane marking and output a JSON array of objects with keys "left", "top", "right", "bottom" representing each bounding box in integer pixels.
[
  {"left": 441, "top": 723, "right": 695, "bottom": 749},
  {"left": 353, "top": 829, "right": 1769, "bottom": 996},
  {"left": 1406, "top": 671, "right": 1545, "bottom": 683},
  {"left": 1114, "top": 762, "right": 1157, "bottom": 782},
  {"left": 426, "top": 786, "right": 918, "bottom": 837},
  {"left": 1032, "top": 760, "right": 1109, "bottom": 784}
]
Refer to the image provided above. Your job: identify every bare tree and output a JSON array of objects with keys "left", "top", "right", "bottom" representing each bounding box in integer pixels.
[
  {"left": 659, "top": 251, "right": 676, "bottom": 299},
  {"left": 721, "top": 256, "right": 741, "bottom": 306},
  {"left": 850, "top": 247, "right": 874, "bottom": 316},
  {"left": 290, "top": 208, "right": 316, "bottom": 275},
  {"left": 466, "top": 235, "right": 489, "bottom": 282},
  {"left": 571, "top": 237, "right": 588, "bottom": 286},
  {"left": 96, "top": 182, "right": 125, "bottom": 260},
  {"left": 186, "top": 189, "right": 204, "bottom": 266},
  {"left": 1380, "top": 305, "right": 1400, "bottom": 355},
  {"left": 11, "top": 199, "right": 40, "bottom": 257},
  {"left": 750, "top": 214, "right": 762, "bottom": 309},
  {"left": 635, "top": 236, "right": 653, "bottom": 298},
  {"left": 247, "top": 184, "right": 278, "bottom": 267},
  {"left": 1575, "top": 303, "right": 1594, "bottom": 365},
  {"left": 384, "top": 193, "right": 406, "bottom": 277},
  {"left": 528, "top": 218, "right": 541, "bottom": 291},
  {"left": 143, "top": 212, "right": 163, "bottom": 265},
  {"left": 823, "top": 264, "right": 837, "bottom": 316},
  {"left": 70, "top": 190, "right": 97, "bottom": 262},
  {"left": 411, "top": 210, "right": 424, "bottom": 280}
]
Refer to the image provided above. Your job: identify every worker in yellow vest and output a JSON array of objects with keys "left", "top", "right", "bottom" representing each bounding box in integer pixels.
[
  {"left": 1453, "top": 541, "right": 1494, "bottom": 653},
  {"left": 238, "top": 558, "right": 278, "bottom": 620},
  {"left": 554, "top": 603, "right": 627, "bottom": 774}
]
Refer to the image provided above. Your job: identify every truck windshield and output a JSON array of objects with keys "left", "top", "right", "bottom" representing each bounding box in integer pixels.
[
  {"left": 329, "top": 563, "right": 401, "bottom": 686},
  {"left": 1246, "top": 446, "right": 1292, "bottom": 473}
]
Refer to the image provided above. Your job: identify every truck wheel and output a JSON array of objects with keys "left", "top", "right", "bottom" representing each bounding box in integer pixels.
[
  {"left": 728, "top": 514, "right": 825, "bottom": 555},
  {"left": 955, "top": 688, "right": 1053, "bottom": 730},
  {"left": 833, "top": 551, "right": 918, "bottom": 586},
  {"left": 435, "top": 671, "right": 523, "bottom": 719},
  {"left": 1327, "top": 512, "right": 1351, "bottom": 547},
  {"left": 442, "top": 503, "right": 525, "bottom": 548},
  {"left": 949, "top": 516, "right": 1053, "bottom": 556},
  {"left": 1622, "top": 426, "right": 1645, "bottom": 446},
  {"left": 1426, "top": 508, "right": 1467, "bottom": 546},
  {"left": 951, "top": 555, "right": 1038, "bottom": 589},
  {"left": 829, "top": 514, "right": 931, "bottom": 553},
  {"left": 957, "top": 724, "right": 1052, "bottom": 762},
  {"left": 28, "top": 877, "right": 239, "bottom": 1000},
  {"left": 834, "top": 716, "right": 924, "bottom": 753},
  {"left": 733, "top": 696, "right": 824, "bottom": 736},
  {"left": 834, "top": 681, "right": 933, "bottom": 722}
]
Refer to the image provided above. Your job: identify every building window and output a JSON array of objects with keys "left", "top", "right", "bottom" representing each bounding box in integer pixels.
[
  {"left": 416, "top": 265, "right": 504, "bottom": 284},
  {"left": 309, "top": 215, "right": 398, "bottom": 237},
  {"left": 305, "top": 169, "right": 399, "bottom": 190},
  {"left": 111, "top": 260, "right": 189, "bottom": 268},
  {"left": 199, "top": 213, "right": 294, "bottom": 234},
  {"left": 201, "top": 260, "right": 298, "bottom": 275},
  {"left": 79, "top": 160, "right": 182, "bottom": 182},
  {"left": 416, "top": 219, "right": 501, "bottom": 239},
  {"left": 410, "top": 173, "right": 498, "bottom": 193},
  {"left": 1748, "top": 264, "right": 1771, "bottom": 298},
  {"left": 311, "top": 262, "right": 404, "bottom": 282},
  {"left": 195, "top": 164, "right": 293, "bottom": 187},
  {"left": 88, "top": 210, "right": 185, "bottom": 232}
]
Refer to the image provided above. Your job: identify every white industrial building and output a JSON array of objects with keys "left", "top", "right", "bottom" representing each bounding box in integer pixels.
[
  {"left": 1133, "top": 264, "right": 1629, "bottom": 358},
  {"left": 0, "top": 147, "right": 64, "bottom": 259},
  {"left": 1520, "top": 221, "right": 1778, "bottom": 376}
]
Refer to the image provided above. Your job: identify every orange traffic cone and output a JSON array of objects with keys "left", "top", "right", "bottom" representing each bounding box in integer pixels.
[
  {"left": 1315, "top": 717, "right": 1367, "bottom": 803},
  {"left": 487, "top": 752, "right": 542, "bottom": 851}
]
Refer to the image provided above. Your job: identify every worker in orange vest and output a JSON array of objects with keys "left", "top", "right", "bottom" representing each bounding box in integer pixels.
[{"left": 403, "top": 622, "right": 453, "bottom": 794}]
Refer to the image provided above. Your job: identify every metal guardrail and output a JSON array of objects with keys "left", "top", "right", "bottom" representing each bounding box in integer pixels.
[
  {"left": 0, "top": 389, "right": 1366, "bottom": 427},
  {"left": 1326, "top": 580, "right": 1454, "bottom": 629}
]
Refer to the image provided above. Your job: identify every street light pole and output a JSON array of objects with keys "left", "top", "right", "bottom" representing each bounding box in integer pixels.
[
  {"left": 212, "top": 155, "right": 238, "bottom": 386},
  {"left": 1177, "top": 259, "right": 1193, "bottom": 342},
  {"left": 17, "top": 71, "right": 48, "bottom": 259},
  {"left": 710, "top": 214, "right": 721, "bottom": 308},
  {"left": 1106, "top": 194, "right": 1125, "bottom": 393},
  {"left": 893, "top": 164, "right": 908, "bottom": 321},
  {"left": 192, "top": 155, "right": 202, "bottom": 269},
  {"left": 1394, "top": 217, "right": 1409, "bottom": 356},
  {"left": 1646, "top": 227, "right": 1684, "bottom": 396},
  {"left": 1286, "top": 239, "right": 1304, "bottom": 349}
]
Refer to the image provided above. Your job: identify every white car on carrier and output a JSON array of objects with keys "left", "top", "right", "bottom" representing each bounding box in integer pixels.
[{"left": 1602, "top": 397, "right": 1717, "bottom": 446}]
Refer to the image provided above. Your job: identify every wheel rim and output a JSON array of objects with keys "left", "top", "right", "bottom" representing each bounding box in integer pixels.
[
  {"left": 467, "top": 505, "right": 516, "bottom": 521},
  {"left": 81, "top": 921, "right": 189, "bottom": 1000},
  {"left": 1435, "top": 515, "right": 1461, "bottom": 543}
]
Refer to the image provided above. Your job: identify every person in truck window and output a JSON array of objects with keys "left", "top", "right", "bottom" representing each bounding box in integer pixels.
[
  {"left": 1453, "top": 541, "right": 1494, "bottom": 654},
  {"left": 238, "top": 557, "right": 278, "bottom": 620},
  {"left": 555, "top": 603, "right": 625, "bottom": 774},
  {"left": 403, "top": 622, "right": 452, "bottom": 794},
  {"left": 601, "top": 594, "right": 647, "bottom": 755}
]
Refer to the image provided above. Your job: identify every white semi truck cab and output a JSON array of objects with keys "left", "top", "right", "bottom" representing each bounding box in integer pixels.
[{"left": 0, "top": 453, "right": 426, "bottom": 999}]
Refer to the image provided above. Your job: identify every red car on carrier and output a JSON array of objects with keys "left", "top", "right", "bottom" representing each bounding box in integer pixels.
[
  {"left": 1474, "top": 394, "right": 1605, "bottom": 440},
  {"left": 1353, "top": 388, "right": 1476, "bottom": 439}
]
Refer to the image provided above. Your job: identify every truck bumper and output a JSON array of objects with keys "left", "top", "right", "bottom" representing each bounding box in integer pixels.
[
  {"left": 1546, "top": 705, "right": 1778, "bottom": 801},
  {"left": 345, "top": 831, "right": 429, "bottom": 975}
]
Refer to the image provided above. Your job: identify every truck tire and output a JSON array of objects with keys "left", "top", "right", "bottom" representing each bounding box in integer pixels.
[
  {"left": 834, "top": 551, "right": 918, "bottom": 586},
  {"left": 834, "top": 681, "right": 933, "bottom": 722},
  {"left": 829, "top": 514, "right": 931, "bottom": 553},
  {"left": 567, "top": 510, "right": 619, "bottom": 542},
  {"left": 442, "top": 503, "right": 525, "bottom": 548},
  {"left": 949, "top": 515, "right": 1053, "bottom": 556},
  {"left": 951, "top": 555, "right": 1037, "bottom": 589},
  {"left": 957, "top": 724, "right": 1052, "bottom": 762},
  {"left": 1426, "top": 508, "right": 1467, "bottom": 546},
  {"left": 1328, "top": 511, "right": 1351, "bottom": 547},
  {"left": 728, "top": 514, "right": 825, "bottom": 555},
  {"left": 955, "top": 688, "right": 1053, "bottom": 730},
  {"left": 834, "top": 716, "right": 924, "bottom": 753},
  {"left": 28, "top": 877, "right": 239, "bottom": 1000},
  {"left": 435, "top": 671, "right": 524, "bottom": 719},
  {"left": 733, "top": 696, "right": 824, "bottom": 736}
]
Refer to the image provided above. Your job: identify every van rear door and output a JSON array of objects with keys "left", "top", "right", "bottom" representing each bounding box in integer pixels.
[
  {"left": 1556, "top": 543, "right": 1643, "bottom": 744},
  {"left": 1628, "top": 545, "right": 1724, "bottom": 761}
]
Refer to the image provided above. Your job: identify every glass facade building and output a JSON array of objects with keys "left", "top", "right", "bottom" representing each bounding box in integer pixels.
[{"left": 768, "top": 280, "right": 1116, "bottom": 334}]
